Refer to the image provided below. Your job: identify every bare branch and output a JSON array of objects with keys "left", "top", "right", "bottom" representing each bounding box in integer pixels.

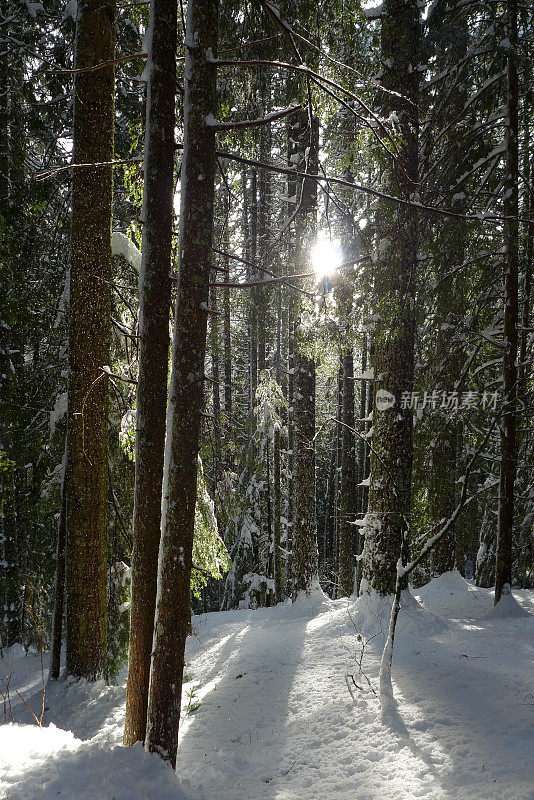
[{"left": 208, "top": 104, "right": 302, "bottom": 131}]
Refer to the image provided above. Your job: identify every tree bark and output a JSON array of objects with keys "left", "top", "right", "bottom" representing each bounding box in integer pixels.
[
  {"left": 290, "top": 110, "right": 319, "bottom": 596},
  {"left": 145, "top": 0, "right": 218, "bottom": 766},
  {"left": 66, "top": 0, "right": 115, "bottom": 680},
  {"left": 495, "top": 0, "right": 519, "bottom": 604},
  {"left": 124, "top": 0, "right": 176, "bottom": 746},
  {"left": 273, "top": 423, "right": 283, "bottom": 601},
  {"left": 361, "top": 0, "right": 419, "bottom": 596},
  {"left": 222, "top": 195, "right": 233, "bottom": 464},
  {"left": 338, "top": 349, "right": 357, "bottom": 596},
  {"left": 426, "top": 2, "right": 468, "bottom": 577}
]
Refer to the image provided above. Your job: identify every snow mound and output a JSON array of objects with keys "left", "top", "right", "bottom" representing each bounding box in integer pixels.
[
  {"left": 0, "top": 722, "right": 80, "bottom": 769},
  {"left": 483, "top": 592, "right": 531, "bottom": 620},
  {"left": 1, "top": 730, "right": 189, "bottom": 800},
  {"left": 351, "top": 589, "right": 450, "bottom": 639},
  {"left": 2, "top": 643, "right": 26, "bottom": 660},
  {"left": 415, "top": 569, "right": 491, "bottom": 619},
  {"left": 42, "top": 676, "right": 126, "bottom": 743},
  {"left": 288, "top": 579, "right": 333, "bottom": 617}
]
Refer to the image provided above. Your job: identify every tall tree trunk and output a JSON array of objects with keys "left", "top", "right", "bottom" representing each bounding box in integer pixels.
[
  {"left": 495, "top": 0, "right": 519, "bottom": 604},
  {"left": 361, "top": 0, "right": 419, "bottom": 596},
  {"left": 290, "top": 111, "right": 319, "bottom": 596},
  {"left": 222, "top": 196, "right": 233, "bottom": 464},
  {"left": 249, "top": 170, "right": 258, "bottom": 409},
  {"left": 257, "top": 110, "right": 271, "bottom": 375},
  {"left": 124, "top": 0, "right": 176, "bottom": 746},
  {"left": 66, "top": 0, "right": 115, "bottom": 680},
  {"left": 518, "top": 56, "right": 532, "bottom": 405},
  {"left": 426, "top": 3, "right": 468, "bottom": 577},
  {"left": 145, "top": 0, "right": 218, "bottom": 766}
]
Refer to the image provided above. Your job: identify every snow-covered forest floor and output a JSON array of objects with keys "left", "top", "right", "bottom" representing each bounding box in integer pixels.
[{"left": 1, "top": 571, "right": 533, "bottom": 800}]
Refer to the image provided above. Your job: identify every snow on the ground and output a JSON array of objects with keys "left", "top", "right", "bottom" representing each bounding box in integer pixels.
[{"left": 1, "top": 572, "right": 533, "bottom": 799}]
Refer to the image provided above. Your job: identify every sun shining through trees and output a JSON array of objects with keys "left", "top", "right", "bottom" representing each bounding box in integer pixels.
[{"left": 311, "top": 232, "right": 342, "bottom": 282}]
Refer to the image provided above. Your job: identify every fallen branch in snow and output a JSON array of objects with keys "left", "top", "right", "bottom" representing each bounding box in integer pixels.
[
  {"left": 280, "top": 760, "right": 297, "bottom": 777},
  {"left": 344, "top": 614, "right": 380, "bottom": 700},
  {"left": 15, "top": 689, "right": 44, "bottom": 727}
]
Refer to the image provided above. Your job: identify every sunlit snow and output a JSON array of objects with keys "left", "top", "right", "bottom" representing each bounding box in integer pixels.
[{"left": 1, "top": 573, "right": 533, "bottom": 800}]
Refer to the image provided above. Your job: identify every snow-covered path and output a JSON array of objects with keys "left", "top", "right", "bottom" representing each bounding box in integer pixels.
[{"left": 1, "top": 573, "right": 533, "bottom": 800}]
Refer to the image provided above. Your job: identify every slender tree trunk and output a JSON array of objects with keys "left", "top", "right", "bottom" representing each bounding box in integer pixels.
[
  {"left": 265, "top": 435, "right": 273, "bottom": 601},
  {"left": 358, "top": 337, "right": 368, "bottom": 515},
  {"left": 338, "top": 349, "right": 357, "bottom": 596},
  {"left": 495, "top": 0, "right": 519, "bottom": 604},
  {"left": 0, "top": 469, "right": 18, "bottom": 647},
  {"left": 292, "top": 352, "right": 317, "bottom": 594},
  {"left": 333, "top": 364, "right": 343, "bottom": 584},
  {"left": 124, "top": 0, "right": 176, "bottom": 745},
  {"left": 145, "top": 0, "right": 218, "bottom": 766},
  {"left": 324, "top": 440, "right": 337, "bottom": 578},
  {"left": 249, "top": 170, "right": 258, "bottom": 409},
  {"left": 273, "top": 423, "right": 282, "bottom": 601},
  {"left": 361, "top": 0, "right": 419, "bottom": 596},
  {"left": 210, "top": 281, "right": 222, "bottom": 480},
  {"left": 49, "top": 445, "right": 67, "bottom": 681},
  {"left": 66, "top": 0, "right": 115, "bottom": 680}
]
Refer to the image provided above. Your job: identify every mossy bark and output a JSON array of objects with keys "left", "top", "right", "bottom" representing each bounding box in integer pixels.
[{"left": 66, "top": 0, "right": 115, "bottom": 680}]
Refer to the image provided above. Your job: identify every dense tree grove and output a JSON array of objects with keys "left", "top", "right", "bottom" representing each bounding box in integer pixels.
[{"left": 1, "top": 0, "right": 532, "bottom": 769}]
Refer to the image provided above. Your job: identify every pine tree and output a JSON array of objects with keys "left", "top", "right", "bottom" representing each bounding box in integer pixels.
[{"left": 66, "top": 0, "right": 115, "bottom": 680}]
